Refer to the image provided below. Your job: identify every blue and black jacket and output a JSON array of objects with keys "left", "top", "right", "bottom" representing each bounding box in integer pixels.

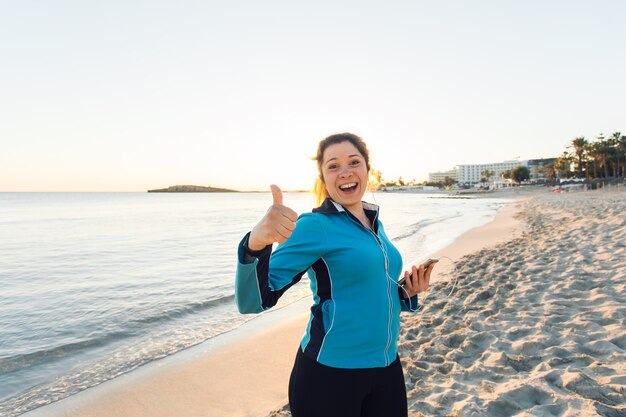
[{"left": 235, "top": 198, "right": 418, "bottom": 369}]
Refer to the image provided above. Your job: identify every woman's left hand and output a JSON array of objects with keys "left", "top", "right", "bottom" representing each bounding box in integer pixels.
[{"left": 402, "top": 263, "right": 434, "bottom": 297}]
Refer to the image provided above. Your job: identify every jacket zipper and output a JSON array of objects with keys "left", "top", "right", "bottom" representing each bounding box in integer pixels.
[{"left": 344, "top": 210, "right": 394, "bottom": 366}]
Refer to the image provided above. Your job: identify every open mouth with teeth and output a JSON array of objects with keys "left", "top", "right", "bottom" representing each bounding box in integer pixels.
[{"left": 338, "top": 182, "right": 359, "bottom": 194}]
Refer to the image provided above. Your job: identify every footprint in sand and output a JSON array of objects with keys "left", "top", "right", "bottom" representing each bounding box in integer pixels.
[{"left": 561, "top": 370, "right": 625, "bottom": 407}]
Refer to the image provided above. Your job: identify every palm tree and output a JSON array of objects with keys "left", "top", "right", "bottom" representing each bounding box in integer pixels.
[
  {"left": 617, "top": 134, "right": 626, "bottom": 178},
  {"left": 587, "top": 141, "right": 601, "bottom": 179},
  {"left": 554, "top": 151, "right": 572, "bottom": 179},
  {"left": 603, "top": 146, "right": 616, "bottom": 178},
  {"left": 480, "top": 170, "right": 495, "bottom": 188},
  {"left": 609, "top": 132, "right": 624, "bottom": 178},
  {"left": 590, "top": 134, "right": 616, "bottom": 179},
  {"left": 570, "top": 137, "right": 588, "bottom": 178}
]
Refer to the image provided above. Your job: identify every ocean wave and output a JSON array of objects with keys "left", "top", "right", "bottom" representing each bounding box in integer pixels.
[
  {"left": 128, "top": 294, "right": 235, "bottom": 326},
  {"left": 0, "top": 331, "right": 131, "bottom": 374},
  {"left": 0, "top": 295, "right": 235, "bottom": 375}
]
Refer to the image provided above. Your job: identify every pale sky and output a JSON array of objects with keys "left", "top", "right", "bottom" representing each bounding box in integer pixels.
[{"left": 1, "top": 1, "right": 624, "bottom": 192}]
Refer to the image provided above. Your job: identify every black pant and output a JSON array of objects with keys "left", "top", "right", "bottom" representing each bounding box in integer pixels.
[{"left": 288, "top": 348, "right": 408, "bottom": 417}]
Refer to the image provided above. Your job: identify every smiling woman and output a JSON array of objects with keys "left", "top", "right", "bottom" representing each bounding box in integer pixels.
[
  {"left": 235, "top": 132, "right": 436, "bottom": 417},
  {"left": 313, "top": 133, "right": 371, "bottom": 223},
  {"left": 312, "top": 133, "right": 370, "bottom": 205}
]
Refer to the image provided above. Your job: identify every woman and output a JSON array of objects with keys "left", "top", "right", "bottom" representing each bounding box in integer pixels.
[{"left": 235, "top": 133, "right": 433, "bottom": 417}]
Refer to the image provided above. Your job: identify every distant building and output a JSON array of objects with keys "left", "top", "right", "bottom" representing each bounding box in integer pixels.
[
  {"left": 428, "top": 169, "right": 458, "bottom": 183},
  {"left": 429, "top": 158, "right": 558, "bottom": 186},
  {"left": 455, "top": 160, "right": 528, "bottom": 186}
]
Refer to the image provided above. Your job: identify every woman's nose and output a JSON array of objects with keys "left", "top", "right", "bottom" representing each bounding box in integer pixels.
[{"left": 339, "top": 167, "right": 354, "bottom": 177}]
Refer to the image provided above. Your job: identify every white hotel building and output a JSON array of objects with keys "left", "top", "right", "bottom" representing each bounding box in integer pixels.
[
  {"left": 430, "top": 160, "right": 529, "bottom": 186},
  {"left": 428, "top": 169, "right": 458, "bottom": 184}
]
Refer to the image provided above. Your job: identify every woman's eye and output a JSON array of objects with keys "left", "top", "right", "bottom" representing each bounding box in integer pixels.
[
  {"left": 351, "top": 160, "right": 360, "bottom": 165},
  {"left": 328, "top": 164, "right": 338, "bottom": 170}
]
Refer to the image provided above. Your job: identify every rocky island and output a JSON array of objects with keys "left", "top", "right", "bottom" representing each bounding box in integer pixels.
[{"left": 147, "top": 185, "right": 238, "bottom": 193}]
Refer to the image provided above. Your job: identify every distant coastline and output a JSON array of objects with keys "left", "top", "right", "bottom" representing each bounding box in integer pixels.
[{"left": 147, "top": 185, "right": 238, "bottom": 193}]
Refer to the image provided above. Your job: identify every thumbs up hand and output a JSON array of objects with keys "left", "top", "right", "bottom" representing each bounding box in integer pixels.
[
  {"left": 270, "top": 184, "right": 283, "bottom": 205},
  {"left": 247, "top": 184, "right": 298, "bottom": 251}
]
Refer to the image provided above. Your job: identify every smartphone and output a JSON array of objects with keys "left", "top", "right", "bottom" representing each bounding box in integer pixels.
[{"left": 397, "top": 258, "right": 439, "bottom": 288}]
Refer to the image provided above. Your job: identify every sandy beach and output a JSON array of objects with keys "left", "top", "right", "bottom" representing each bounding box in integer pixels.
[
  {"left": 268, "top": 189, "right": 626, "bottom": 417},
  {"left": 23, "top": 188, "right": 625, "bottom": 417},
  {"left": 393, "top": 189, "right": 626, "bottom": 417}
]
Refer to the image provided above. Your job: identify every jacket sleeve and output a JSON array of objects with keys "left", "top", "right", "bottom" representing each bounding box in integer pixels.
[
  {"left": 400, "top": 294, "right": 419, "bottom": 312},
  {"left": 235, "top": 214, "right": 326, "bottom": 314}
]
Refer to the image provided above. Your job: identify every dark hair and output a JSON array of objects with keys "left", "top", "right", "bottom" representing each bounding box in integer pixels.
[{"left": 312, "top": 132, "right": 370, "bottom": 204}]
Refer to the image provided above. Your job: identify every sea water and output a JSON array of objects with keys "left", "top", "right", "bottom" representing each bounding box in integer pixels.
[{"left": 0, "top": 191, "right": 511, "bottom": 416}]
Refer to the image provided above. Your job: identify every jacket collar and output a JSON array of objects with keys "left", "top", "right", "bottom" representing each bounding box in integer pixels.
[
  {"left": 312, "top": 198, "right": 343, "bottom": 214},
  {"left": 313, "top": 198, "right": 379, "bottom": 214},
  {"left": 313, "top": 198, "right": 380, "bottom": 232}
]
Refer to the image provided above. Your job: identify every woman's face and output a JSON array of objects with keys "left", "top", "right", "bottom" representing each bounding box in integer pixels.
[{"left": 320, "top": 141, "right": 369, "bottom": 210}]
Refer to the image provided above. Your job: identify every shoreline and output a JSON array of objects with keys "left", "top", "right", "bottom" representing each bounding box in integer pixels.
[
  {"left": 22, "top": 298, "right": 312, "bottom": 417},
  {"left": 427, "top": 194, "right": 529, "bottom": 283},
  {"left": 22, "top": 192, "right": 536, "bottom": 417}
]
